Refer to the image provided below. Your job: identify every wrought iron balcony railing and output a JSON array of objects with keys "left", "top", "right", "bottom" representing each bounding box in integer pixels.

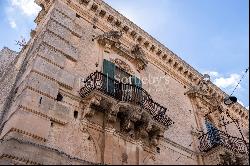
[
  {"left": 199, "top": 129, "right": 249, "bottom": 154},
  {"left": 79, "top": 71, "right": 173, "bottom": 128}
]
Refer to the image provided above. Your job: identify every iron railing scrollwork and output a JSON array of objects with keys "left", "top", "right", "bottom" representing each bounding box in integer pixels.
[
  {"left": 198, "top": 129, "right": 249, "bottom": 154},
  {"left": 79, "top": 71, "right": 173, "bottom": 127}
]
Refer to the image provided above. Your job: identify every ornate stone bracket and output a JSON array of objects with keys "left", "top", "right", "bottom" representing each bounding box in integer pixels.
[
  {"left": 96, "top": 30, "right": 148, "bottom": 71},
  {"left": 131, "top": 44, "right": 148, "bottom": 71},
  {"left": 96, "top": 30, "right": 122, "bottom": 48},
  {"left": 100, "top": 97, "right": 166, "bottom": 147},
  {"left": 81, "top": 95, "right": 102, "bottom": 119},
  {"left": 185, "top": 74, "right": 211, "bottom": 98},
  {"left": 106, "top": 102, "right": 120, "bottom": 123}
]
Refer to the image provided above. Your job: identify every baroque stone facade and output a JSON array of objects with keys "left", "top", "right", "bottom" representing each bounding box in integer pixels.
[{"left": 0, "top": 0, "right": 249, "bottom": 165}]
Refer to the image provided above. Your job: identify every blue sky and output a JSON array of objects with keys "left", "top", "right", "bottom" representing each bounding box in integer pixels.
[{"left": 0, "top": 0, "right": 249, "bottom": 109}]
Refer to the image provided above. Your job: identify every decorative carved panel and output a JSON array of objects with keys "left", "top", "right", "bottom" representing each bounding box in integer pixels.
[
  {"left": 131, "top": 44, "right": 148, "bottom": 71},
  {"left": 96, "top": 31, "right": 148, "bottom": 71},
  {"left": 110, "top": 58, "right": 134, "bottom": 75}
]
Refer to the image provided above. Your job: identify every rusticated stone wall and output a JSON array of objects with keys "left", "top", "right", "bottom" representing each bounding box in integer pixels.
[{"left": 0, "top": 47, "right": 18, "bottom": 121}]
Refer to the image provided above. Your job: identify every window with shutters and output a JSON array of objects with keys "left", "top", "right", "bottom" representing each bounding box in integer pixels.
[
  {"left": 103, "top": 59, "right": 115, "bottom": 95},
  {"left": 103, "top": 59, "right": 141, "bottom": 87},
  {"left": 103, "top": 59, "right": 142, "bottom": 101}
]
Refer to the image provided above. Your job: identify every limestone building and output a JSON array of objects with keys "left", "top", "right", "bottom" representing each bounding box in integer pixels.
[{"left": 0, "top": 0, "right": 249, "bottom": 165}]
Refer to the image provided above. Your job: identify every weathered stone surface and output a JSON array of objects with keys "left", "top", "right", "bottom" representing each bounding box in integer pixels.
[
  {"left": 18, "top": 88, "right": 56, "bottom": 113},
  {"left": 0, "top": 138, "right": 96, "bottom": 165},
  {"left": 32, "top": 56, "right": 75, "bottom": 89},
  {"left": 50, "top": 8, "right": 82, "bottom": 37},
  {"left": 25, "top": 72, "right": 59, "bottom": 98},
  {"left": 49, "top": 102, "right": 71, "bottom": 123},
  {"left": 0, "top": 47, "right": 18, "bottom": 78},
  {"left": 38, "top": 43, "right": 66, "bottom": 68},
  {"left": 0, "top": 48, "right": 19, "bottom": 124},
  {"left": 0, "top": 108, "right": 50, "bottom": 140},
  {"left": 58, "top": 69, "right": 75, "bottom": 89},
  {"left": 42, "top": 31, "right": 78, "bottom": 61}
]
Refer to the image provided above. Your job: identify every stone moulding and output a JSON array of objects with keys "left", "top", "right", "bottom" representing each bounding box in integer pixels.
[
  {"left": 96, "top": 31, "right": 148, "bottom": 71},
  {"left": 110, "top": 58, "right": 134, "bottom": 75},
  {"left": 163, "top": 138, "right": 197, "bottom": 157}
]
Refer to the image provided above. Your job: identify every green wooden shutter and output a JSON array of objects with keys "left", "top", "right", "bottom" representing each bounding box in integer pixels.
[
  {"left": 103, "top": 59, "right": 115, "bottom": 79},
  {"left": 103, "top": 59, "right": 115, "bottom": 95}
]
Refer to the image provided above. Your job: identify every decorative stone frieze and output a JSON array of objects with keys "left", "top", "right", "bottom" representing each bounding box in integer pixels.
[
  {"left": 80, "top": 90, "right": 167, "bottom": 147},
  {"left": 81, "top": 94, "right": 102, "bottom": 119},
  {"left": 96, "top": 30, "right": 122, "bottom": 47},
  {"left": 110, "top": 58, "right": 134, "bottom": 75},
  {"left": 131, "top": 44, "right": 148, "bottom": 71},
  {"left": 96, "top": 31, "right": 148, "bottom": 71}
]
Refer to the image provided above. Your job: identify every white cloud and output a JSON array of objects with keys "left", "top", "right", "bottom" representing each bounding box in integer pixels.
[
  {"left": 9, "top": 0, "right": 40, "bottom": 16},
  {"left": 203, "top": 70, "right": 248, "bottom": 108},
  {"left": 214, "top": 74, "right": 241, "bottom": 89},
  {"left": 203, "top": 70, "right": 241, "bottom": 89},
  {"left": 203, "top": 71, "right": 220, "bottom": 77},
  {"left": 9, "top": 19, "right": 17, "bottom": 29}
]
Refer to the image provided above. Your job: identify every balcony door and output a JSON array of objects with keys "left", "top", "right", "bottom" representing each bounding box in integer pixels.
[
  {"left": 103, "top": 59, "right": 115, "bottom": 95},
  {"left": 103, "top": 59, "right": 142, "bottom": 102}
]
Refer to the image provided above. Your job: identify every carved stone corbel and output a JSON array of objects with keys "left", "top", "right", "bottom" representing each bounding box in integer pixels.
[
  {"left": 106, "top": 102, "right": 120, "bottom": 123},
  {"left": 129, "top": 108, "right": 142, "bottom": 122},
  {"left": 142, "top": 122, "right": 164, "bottom": 147},
  {"left": 149, "top": 128, "right": 163, "bottom": 146},
  {"left": 96, "top": 30, "right": 122, "bottom": 47},
  {"left": 81, "top": 95, "right": 101, "bottom": 119},
  {"left": 123, "top": 116, "right": 134, "bottom": 132},
  {"left": 131, "top": 44, "right": 148, "bottom": 71}
]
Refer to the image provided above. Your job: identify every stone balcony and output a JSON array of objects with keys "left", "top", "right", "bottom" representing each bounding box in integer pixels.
[{"left": 79, "top": 71, "right": 174, "bottom": 147}]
